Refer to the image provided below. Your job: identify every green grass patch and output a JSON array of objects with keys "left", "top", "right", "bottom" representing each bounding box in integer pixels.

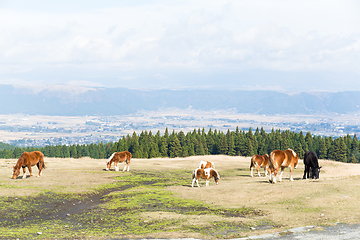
[{"left": 0, "top": 170, "right": 267, "bottom": 239}]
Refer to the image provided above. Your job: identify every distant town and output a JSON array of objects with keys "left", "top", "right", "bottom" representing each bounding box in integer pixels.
[{"left": 1, "top": 110, "right": 360, "bottom": 147}]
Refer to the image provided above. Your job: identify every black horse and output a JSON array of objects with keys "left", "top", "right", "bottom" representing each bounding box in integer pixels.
[{"left": 303, "top": 151, "right": 321, "bottom": 179}]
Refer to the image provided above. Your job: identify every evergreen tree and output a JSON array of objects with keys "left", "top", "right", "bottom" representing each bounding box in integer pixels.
[
  {"left": 218, "top": 133, "right": 228, "bottom": 155},
  {"left": 318, "top": 137, "right": 327, "bottom": 159},
  {"left": 159, "top": 138, "right": 168, "bottom": 157},
  {"left": 227, "top": 134, "right": 236, "bottom": 156},
  {"left": 336, "top": 138, "right": 347, "bottom": 162},
  {"left": 169, "top": 135, "right": 182, "bottom": 158}
]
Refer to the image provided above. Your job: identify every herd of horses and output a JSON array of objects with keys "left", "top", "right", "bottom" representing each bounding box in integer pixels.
[{"left": 11, "top": 148, "right": 321, "bottom": 186}]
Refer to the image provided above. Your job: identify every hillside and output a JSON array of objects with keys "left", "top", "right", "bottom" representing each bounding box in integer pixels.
[{"left": 1, "top": 84, "right": 360, "bottom": 116}]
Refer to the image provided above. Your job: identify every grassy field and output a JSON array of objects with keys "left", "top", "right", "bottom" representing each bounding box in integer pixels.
[{"left": 1, "top": 155, "right": 360, "bottom": 239}]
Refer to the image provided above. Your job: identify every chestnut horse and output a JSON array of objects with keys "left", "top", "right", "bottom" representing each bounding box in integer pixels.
[
  {"left": 250, "top": 154, "right": 269, "bottom": 177},
  {"left": 198, "top": 160, "right": 215, "bottom": 169},
  {"left": 268, "top": 148, "right": 299, "bottom": 184},
  {"left": 12, "top": 151, "right": 45, "bottom": 179},
  {"left": 191, "top": 168, "right": 220, "bottom": 187},
  {"left": 106, "top": 151, "right": 132, "bottom": 171}
]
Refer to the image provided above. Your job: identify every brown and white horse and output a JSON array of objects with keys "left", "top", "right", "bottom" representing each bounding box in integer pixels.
[
  {"left": 12, "top": 151, "right": 45, "bottom": 179},
  {"left": 106, "top": 151, "right": 132, "bottom": 171},
  {"left": 250, "top": 154, "right": 269, "bottom": 177},
  {"left": 268, "top": 148, "right": 299, "bottom": 184},
  {"left": 191, "top": 168, "right": 220, "bottom": 187},
  {"left": 198, "top": 160, "right": 215, "bottom": 169}
]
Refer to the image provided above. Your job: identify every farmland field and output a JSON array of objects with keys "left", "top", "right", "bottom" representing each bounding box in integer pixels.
[{"left": 1, "top": 155, "right": 360, "bottom": 239}]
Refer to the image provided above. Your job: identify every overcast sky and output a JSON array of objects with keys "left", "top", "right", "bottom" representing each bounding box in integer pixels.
[{"left": 1, "top": 0, "right": 359, "bottom": 91}]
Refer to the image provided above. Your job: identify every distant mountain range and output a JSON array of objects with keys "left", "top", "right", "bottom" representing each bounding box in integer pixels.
[{"left": 1, "top": 84, "right": 360, "bottom": 116}]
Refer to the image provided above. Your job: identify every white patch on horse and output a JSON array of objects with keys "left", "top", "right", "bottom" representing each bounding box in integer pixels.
[
  {"left": 198, "top": 161, "right": 206, "bottom": 169},
  {"left": 107, "top": 152, "right": 116, "bottom": 163},
  {"left": 204, "top": 168, "right": 211, "bottom": 178}
]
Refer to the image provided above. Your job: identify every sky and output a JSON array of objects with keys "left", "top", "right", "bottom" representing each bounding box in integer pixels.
[{"left": 0, "top": 0, "right": 360, "bottom": 91}]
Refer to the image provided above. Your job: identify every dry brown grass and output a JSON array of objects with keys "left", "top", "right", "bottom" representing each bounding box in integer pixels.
[{"left": 1, "top": 155, "right": 360, "bottom": 236}]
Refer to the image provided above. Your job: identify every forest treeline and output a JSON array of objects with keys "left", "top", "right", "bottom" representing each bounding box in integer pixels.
[{"left": 1, "top": 127, "right": 359, "bottom": 163}]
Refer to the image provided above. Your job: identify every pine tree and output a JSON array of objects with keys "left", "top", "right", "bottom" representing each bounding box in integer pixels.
[
  {"left": 227, "top": 134, "right": 236, "bottom": 156},
  {"left": 318, "top": 137, "right": 327, "bottom": 159},
  {"left": 218, "top": 134, "right": 228, "bottom": 155},
  {"left": 336, "top": 138, "right": 347, "bottom": 162},
  {"left": 294, "top": 141, "right": 304, "bottom": 159},
  {"left": 305, "top": 132, "right": 314, "bottom": 151},
  {"left": 159, "top": 138, "right": 168, "bottom": 157},
  {"left": 169, "top": 135, "right": 182, "bottom": 158}
]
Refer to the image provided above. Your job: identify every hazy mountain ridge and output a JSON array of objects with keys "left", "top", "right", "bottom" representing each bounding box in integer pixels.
[{"left": 1, "top": 85, "right": 360, "bottom": 116}]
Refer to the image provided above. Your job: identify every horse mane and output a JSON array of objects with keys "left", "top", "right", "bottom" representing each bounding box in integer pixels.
[
  {"left": 287, "top": 148, "right": 297, "bottom": 157},
  {"left": 107, "top": 152, "right": 116, "bottom": 163},
  {"left": 14, "top": 155, "right": 24, "bottom": 169}
]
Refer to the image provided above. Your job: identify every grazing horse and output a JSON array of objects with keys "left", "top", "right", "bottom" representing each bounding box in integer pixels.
[
  {"left": 303, "top": 151, "right": 321, "bottom": 179},
  {"left": 12, "top": 151, "right": 45, "bottom": 179},
  {"left": 191, "top": 168, "right": 220, "bottom": 187},
  {"left": 106, "top": 151, "right": 132, "bottom": 171},
  {"left": 250, "top": 154, "right": 269, "bottom": 177},
  {"left": 268, "top": 149, "right": 299, "bottom": 184},
  {"left": 198, "top": 160, "right": 215, "bottom": 169}
]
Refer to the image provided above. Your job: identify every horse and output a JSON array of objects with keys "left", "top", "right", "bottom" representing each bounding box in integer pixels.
[
  {"left": 250, "top": 154, "right": 269, "bottom": 177},
  {"left": 303, "top": 151, "right": 322, "bottom": 179},
  {"left": 191, "top": 167, "right": 220, "bottom": 187},
  {"left": 12, "top": 151, "right": 45, "bottom": 179},
  {"left": 106, "top": 151, "right": 132, "bottom": 171},
  {"left": 198, "top": 160, "right": 215, "bottom": 169},
  {"left": 268, "top": 148, "right": 299, "bottom": 184}
]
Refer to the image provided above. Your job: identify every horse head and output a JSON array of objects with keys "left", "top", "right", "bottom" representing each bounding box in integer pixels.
[
  {"left": 311, "top": 166, "right": 322, "bottom": 179},
  {"left": 105, "top": 161, "right": 111, "bottom": 171},
  {"left": 12, "top": 166, "right": 20, "bottom": 179}
]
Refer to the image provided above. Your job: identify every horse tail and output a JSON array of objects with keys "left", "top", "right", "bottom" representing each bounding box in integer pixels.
[
  {"left": 269, "top": 151, "right": 276, "bottom": 169},
  {"left": 250, "top": 156, "right": 255, "bottom": 170},
  {"left": 211, "top": 161, "right": 215, "bottom": 169}
]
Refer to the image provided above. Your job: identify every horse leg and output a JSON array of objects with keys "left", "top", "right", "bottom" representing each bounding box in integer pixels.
[
  {"left": 22, "top": 167, "right": 26, "bottom": 179},
  {"left": 279, "top": 167, "right": 285, "bottom": 182},
  {"left": 115, "top": 162, "right": 119, "bottom": 171},
  {"left": 265, "top": 166, "right": 269, "bottom": 176},
  {"left": 268, "top": 167, "right": 274, "bottom": 183},
  {"left": 289, "top": 167, "right": 294, "bottom": 181},
  {"left": 28, "top": 164, "right": 33, "bottom": 177},
  {"left": 272, "top": 168, "right": 279, "bottom": 183},
  {"left": 206, "top": 179, "right": 209, "bottom": 186},
  {"left": 257, "top": 165, "right": 261, "bottom": 177},
  {"left": 191, "top": 177, "right": 196, "bottom": 187},
  {"left": 127, "top": 165, "right": 130, "bottom": 171},
  {"left": 196, "top": 177, "right": 200, "bottom": 187},
  {"left": 122, "top": 164, "right": 127, "bottom": 171},
  {"left": 303, "top": 165, "right": 308, "bottom": 179},
  {"left": 250, "top": 166, "right": 254, "bottom": 177}
]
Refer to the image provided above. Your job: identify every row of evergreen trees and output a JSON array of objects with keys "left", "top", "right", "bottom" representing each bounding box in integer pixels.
[{"left": 1, "top": 127, "right": 359, "bottom": 163}]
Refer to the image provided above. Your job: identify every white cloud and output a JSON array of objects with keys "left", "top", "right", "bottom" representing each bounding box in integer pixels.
[{"left": 0, "top": 0, "right": 359, "bottom": 89}]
